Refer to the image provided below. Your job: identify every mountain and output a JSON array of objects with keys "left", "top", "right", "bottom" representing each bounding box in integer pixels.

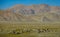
[{"left": 0, "top": 4, "right": 60, "bottom": 22}]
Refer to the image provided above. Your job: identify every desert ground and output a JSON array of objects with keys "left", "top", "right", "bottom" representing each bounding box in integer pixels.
[{"left": 0, "top": 22, "right": 60, "bottom": 37}]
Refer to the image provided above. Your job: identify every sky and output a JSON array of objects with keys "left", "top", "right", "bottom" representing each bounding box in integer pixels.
[{"left": 0, "top": 0, "right": 60, "bottom": 10}]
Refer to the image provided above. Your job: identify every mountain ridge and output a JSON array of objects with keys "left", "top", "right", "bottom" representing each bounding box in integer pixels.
[{"left": 0, "top": 4, "right": 60, "bottom": 22}]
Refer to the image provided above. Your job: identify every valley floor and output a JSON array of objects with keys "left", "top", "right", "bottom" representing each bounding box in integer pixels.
[{"left": 0, "top": 22, "right": 60, "bottom": 37}]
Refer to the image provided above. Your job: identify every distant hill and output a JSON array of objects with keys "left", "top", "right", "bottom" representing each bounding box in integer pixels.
[{"left": 0, "top": 4, "right": 60, "bottom": 22}]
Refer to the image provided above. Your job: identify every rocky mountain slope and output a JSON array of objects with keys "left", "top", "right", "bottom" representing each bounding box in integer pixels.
[{"left": 0, "top": 4, "right": 60, "bottom": 22}]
